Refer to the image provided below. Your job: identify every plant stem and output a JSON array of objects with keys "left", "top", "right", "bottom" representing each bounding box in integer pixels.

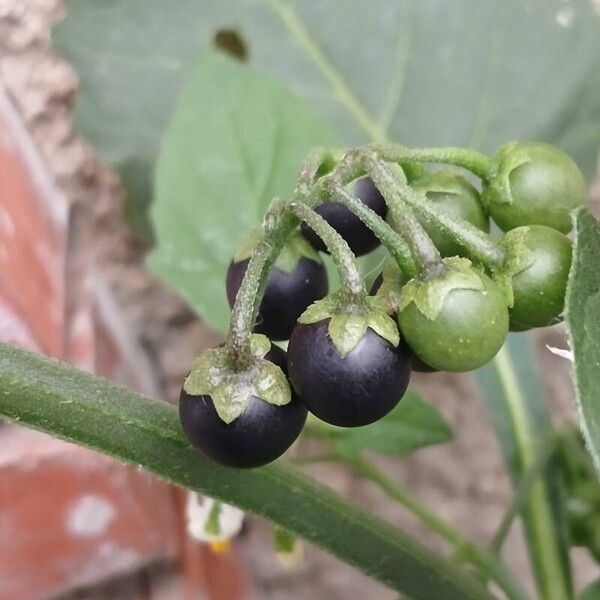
[
  {"left": 225, "top": 152, "right": 365, "bottom": 369},
  {"left": 342, "top": 454, "right": 530, "bottom": 600},
  {"left": 362, "top": 156, "right": 443, "bottom": 274},
  {"left": 0, "top": 341, "right": 495, "bottom": 600},
  {"left": 329, "top": 182, "right": 417, "bottom": 278},
  {"left": 489, "top": 434, "right": 559, "bottom": 554},
  {"left": 289, "top": 201, "right": 365, "bottom": 303},
  {"left": 492, "top": 347, "right": 572, "bottom": 600},
  {"left": 365, "top": 156, "right": 504, "bottom": 269},
  {"left": 374, "top": 143, "right": 492, "bottom": 180}
]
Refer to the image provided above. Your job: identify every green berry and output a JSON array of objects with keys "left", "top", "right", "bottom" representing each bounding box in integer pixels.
[
  {"left": 483, "top": 142, "right": 586, "bottom": 233},
  {"left": 412, "top": 171, "right": 489, "bottom": 257},
  {"left": 508, "top": 225, "right": 572, "bottom": 330},
  {"left": 398, "top": 259, "right": 508, "bottom": 372}
]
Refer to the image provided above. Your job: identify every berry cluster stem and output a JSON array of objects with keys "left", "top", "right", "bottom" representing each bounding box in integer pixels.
[
  {"left": 328, "top": 182, "right": 417, "bottom": 278},
  {"left": 374, "top": 143, "right": 492, "bottom": 181},
  {"left": 362, "top": 155, "right": 444, "bottom": 276},
  {"left": 226, "top": 143, "right": 504, "bottom": 371},
  {"left": 226, "top": 151, "right": 366, "bottom": 370},
  {"left": 366, "top": 155, "right": 505, "bottom": 269},
  {"left": 289, "top": 201, "right": 365, "bottom": 303}
]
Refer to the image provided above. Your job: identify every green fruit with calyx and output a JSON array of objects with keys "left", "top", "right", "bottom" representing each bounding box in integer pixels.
[
  {"left": 412, "top": 171, "right": 489, "bottom": 257},
  {"left": 502, "top": 225, "right": 572, "bottom": 330},
  {"left": 482, "top": 142, "right": 586, "bottom": 233},
  {"left": 398, "top": 257, "right": 509, "bottom": 372}
]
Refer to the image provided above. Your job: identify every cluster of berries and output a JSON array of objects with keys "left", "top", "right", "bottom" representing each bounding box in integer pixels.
[{"left": 180, "top": 142, "right": 585, "bottom": 468}]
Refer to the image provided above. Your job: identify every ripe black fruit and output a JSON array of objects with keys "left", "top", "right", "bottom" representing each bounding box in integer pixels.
[
  {"left": 226, "top": 257, "right": 328, "bottom": 341},
  {"left": 301, "top": 178, "right": 387, "bottom": 257},
  {"left": 179, "top": 344, "right": 307, "bottom": 469},
  {"left": 287, "top": 319, "right": 411, "bottom": 427}
]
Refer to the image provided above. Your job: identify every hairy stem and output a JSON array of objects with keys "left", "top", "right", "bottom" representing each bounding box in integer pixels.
[
  {"left": 362, "top": 155, "right": 443, "bottom": 274},
  {"left": 290, "top": 201, "right": 365, "bottom": 302},
  {"left": 366, "top": 156, "right": 504, "bottom": 269},
  {"left": 329, "top": 182, "right": 417, "bottom": 278},
  {"left": 374, "top": 143, "right": 492, "bottom": 180}
]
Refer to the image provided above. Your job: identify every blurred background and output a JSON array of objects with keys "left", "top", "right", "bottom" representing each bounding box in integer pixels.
[{"left": 1, "top": 1, "right": 600, "bottom": 599}]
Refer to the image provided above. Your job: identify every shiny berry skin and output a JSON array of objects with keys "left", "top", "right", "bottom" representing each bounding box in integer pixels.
[
  {"left": 301, "top": 178, "right": 387, "bottom": 256},
  {"left": 179, "top": 344, "right": 307, "bottom": 469},
  {"left": 483, "top": 142, "right": 586, "bottom": 233},
  {"left": 287, "top": 319, "right": 411, "bottom": 427},
  {"left": 412, "top": 172, "right": 489, "bottom": 257},
  {"left": 226, "top": 257, "right": 328, "bottom": 341},
  {"left": 398, "top": 274, "right": 508, "bottom": 372},
  {"left": 508, "top": 225, "right": 572, "bottom": 330}
]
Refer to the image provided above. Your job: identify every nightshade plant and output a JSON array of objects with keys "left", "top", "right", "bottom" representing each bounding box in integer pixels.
[
  {"left": 8, "top": 2, "right": 600, "bottom": 598},
  {"left": 181, "top": 141, "right": 578, "bottom": 458}
]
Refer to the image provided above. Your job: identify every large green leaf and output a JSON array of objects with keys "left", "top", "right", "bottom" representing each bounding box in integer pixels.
[
  {"left": 146, "top": 51, "right": 337, "bottom": 331},
  {"left": 53, "top": 0, "right": 600, "bottom": 238},
  {"left": 566, "top": 209, "right": 600, "bottom": 479},
  {"left": 310, "top": 390, "right": 452, "bottom": 456},
  {"left": 475, "top": 335, "right": 572, "bottom": 599},
  {"left": 0, "top": 341, "right": 491, "bottom": 600}
]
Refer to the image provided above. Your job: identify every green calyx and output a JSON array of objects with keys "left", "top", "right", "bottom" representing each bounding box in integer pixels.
[
  {"left": 492, "top": 226, "right": 536, "bottom": 307},
  {"left": 372, "top": 259, "right": 405, "bottom": 315},
  {"left": 481, "top": 142, "right": 531, "bottom": 209},
  {"left": 299, "top": 291, "right": 400, "bottom": 357},
  {"left": 183, "top": 334, "right": 291, "bottom": 423},
  {"left": 234, "top": 229, "right": 321, "bottom": 274},
  {"left": 482, "top": 141, "right": 587, "bottom": 233},
  {"left": 398, "top": 257, "right": 484, "bottom": 321}
]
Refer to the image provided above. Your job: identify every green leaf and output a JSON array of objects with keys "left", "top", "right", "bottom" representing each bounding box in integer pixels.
[
  {"left": 146, "top": 51, "right": 337, "bottom": 331},
  {"left": 54, "top": 0, "right": 600, "bottom": 238},
  {"left": 566, "top": 209, "right": 600, "bottom": 479},
  {"left": 475, "top": 335, "right": 573, "bottom": 599},
  {"left": 580, "top": 580, "right": 600, "bottom": 600},
  {"left": 0, "top": 342, "right": 490, "bottom": 600},
  {"left": 313, "top": 391, "right": 452, "bottom": 456}
]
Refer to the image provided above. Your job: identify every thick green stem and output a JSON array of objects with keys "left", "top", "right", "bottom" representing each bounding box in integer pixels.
[
  {"left": 0, "top": 341, "right": 495, "bottom": 600},
  {"left": 329, "top": 182, "right": 417, "bottom": 279},
  {"left": 290, "top": 201, "right": 365, "bottom": 303},
  {"left": 342, "top": 454, "right": 530, "bottom": 600},
  {"left": 366, "top": 157, "right": 504, "bottom": 269},
  {"left": 374, "top": 143, "right": 492, "bottom": 180}
]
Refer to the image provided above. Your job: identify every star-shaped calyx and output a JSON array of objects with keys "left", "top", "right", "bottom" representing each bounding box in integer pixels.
[{"left": 183, "top": 334, "right": 291, "bottom": 423}]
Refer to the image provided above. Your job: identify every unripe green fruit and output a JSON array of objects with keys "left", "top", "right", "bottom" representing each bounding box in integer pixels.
[
  {"left": 412, "top": 171, "right": 489, "bottom": 257},
  {"left": 483, "top": 142, "right": 586, "bottom": 233},
  {"left": 508, "top": 225, "right": 572, "bottom": 330},
  {"left": 398, "top": 266, "right": 508, "bottom": 372}
]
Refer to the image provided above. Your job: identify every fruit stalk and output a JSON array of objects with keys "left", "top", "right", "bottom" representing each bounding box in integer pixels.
[
  {"left": 289, "top": 201, "right": 365, "bottom": 303},
  {"left": 328, "top": 182, "right": 417, "bottom": 278},
  {"left": 373, "top": 143, "right": 492, "bottom": 180},
  {"left": 364, "top": 156, "right": 505, "bottom": 269}
]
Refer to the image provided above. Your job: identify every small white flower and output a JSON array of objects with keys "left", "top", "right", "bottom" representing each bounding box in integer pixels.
[{"left": 186, "top": 493, "right": 244, "bottom": 552}]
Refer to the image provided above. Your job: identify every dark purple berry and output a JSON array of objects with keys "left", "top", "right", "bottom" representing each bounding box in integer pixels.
[
  {"left": 226, "top": 257, "right": 328, "bottom": 341},
  {"left": 179, "top": 344, "right": 307, "bottom": 469},
  {"left": 301, "top": 178, "right": 387, "bottom": 257},
  {"left": 287, "top": 319, "right": 411, "bottom": 427}
]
